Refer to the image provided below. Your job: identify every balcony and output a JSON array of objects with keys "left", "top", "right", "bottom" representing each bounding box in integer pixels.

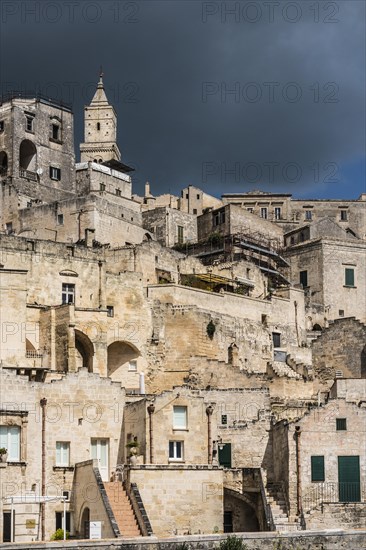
[{"left": 19, "top": 169, "right": 37, "bottom": 181}]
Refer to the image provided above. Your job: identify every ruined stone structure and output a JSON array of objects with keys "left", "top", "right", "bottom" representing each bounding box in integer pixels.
[{"left": 0, "top": 79, "right": 365, "bottom": 543}]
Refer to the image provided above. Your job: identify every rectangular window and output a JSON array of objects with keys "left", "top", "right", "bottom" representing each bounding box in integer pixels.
[
  {"left": 173, "top": 406, "right": 187, "bottom": 429},
  {"left": 100, "top": 183, "right": 106, "bottom": 192},
  {"left": 26, "top": 116, "right": 34, "bottom": 132},
  {"left": 50, "top": 166, "right": 61, "bottom": 181},
  {"left": 56, "top": 442, "right": 70, "bottom": 466},
  {"left": 247, "top": 207, "right": 253, "bottom": 213},
  {"left": 214, "top": 212, "right": 220, "bottom": 226},
  {"left": 128, "top": 360, "right": 137, "bottom": 371},
  {"left": 196, "top": 194, "right": 200, "bottom": 200},
  {"left": 116, "top": 188, "right": 121, "bottom": 196},
  {"left": 311, "top": 456, "right": 325, "bottom": 482},
  {"left": 340, "top": 210, "right": 348, "bottom": 221},
  {"left": 193, "top": 208, "right": 197, "bottom": 215},
  {"left": 5, "top": 222, "right": 13, "bottom": 234},
  {"left": 107, "top": 305, "right": 114, "bottom": 318},
  {"left": 274, "top": 207, "right": 281, "bottom": 220},
  {"left": 260, "top": 207, "right": 268, "bottom": 219},
  {"left": 336, "top": 418, "right": 347, "bottom": 431},
  {"left": 305, "top": 210, "right": 312, "bottom": 220},
  {"left": 339, "top": 310, "right": 344, "bottom": 317},
  {"left": 177, "top": 225, "right": 184, "bottom": 244},
  {"left": 0, "top": 426, "right": 20, "bottom": 462},
  {"left": 62, "top": 283, "right": 75, "bottom": 305},
  {"left": 221, "top": 414, "right": 228, "bottom": 425},
  {"left": 57, "top": 214, "right": 64, "bottom": 225},
  {"left": 55, "top": 511, "right": 71, "bottom": 533},
  {"left": 299, "top": 270, "right": 308, "bottom": 288},
  {"left": 0, "top": 121, "right": 4, "bottom": 132},
  {"left": 51, "top": 124, "right": 60, "bottom": 140},
  {"left": 272, "top": 332, "right": 281, "bottom": 348},
  {"left": 169, "top": 441, "right": 184, "bottom": 461},
  {"left": 345, "top": 268, "right": 355, "bottom": 287}
]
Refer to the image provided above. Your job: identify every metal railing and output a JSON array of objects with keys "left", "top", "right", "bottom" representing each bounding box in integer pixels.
[
  {"left": 303, "top": 482, "right": 364, "bottom": 511},
  {"left": 20, "top": 169, "right": 37, "bottom": 181},
  {"left": 258, "top": 470, "right": 276, "bottom": 531},
  {"left": 26, "top": 350, "right": 44, "bottom": 359}
]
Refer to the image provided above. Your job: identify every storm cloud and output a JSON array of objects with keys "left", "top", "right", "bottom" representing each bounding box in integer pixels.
[{"left": 0, "top": 0, "right": 365, "bottom": 198}]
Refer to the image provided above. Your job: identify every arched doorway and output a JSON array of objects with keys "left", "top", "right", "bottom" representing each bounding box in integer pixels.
[
  {"left": 107, "top": 341, "right": 140, "bottom": 382},
  {"left": 224, "top": 488, "right": 260, "bottom": 532},
  {"left": 80, "top": 507, "right": 90, "bottom": 539},
  {"left": 75, "top": 330, "right": 94, "bottom": 372},
  {"left": 19, "top": 139, "right": 37, "bottom": 172}
]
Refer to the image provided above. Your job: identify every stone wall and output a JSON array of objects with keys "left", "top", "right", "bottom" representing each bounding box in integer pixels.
[
  {"left": 0, "top": 369, "right": 125, "bottom": 541},
  {"left": 312, "top": 318, "right": 366, "bottom": 385},
  {"left": 129, "top": 465, "right": 223, "bottom": 537},
  {"left": 0, "top": 530, "right": 365, "bottom": 549}
]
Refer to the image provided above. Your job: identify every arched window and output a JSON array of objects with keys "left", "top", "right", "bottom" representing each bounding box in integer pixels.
[
  {"left": 75, "top": 329, "right": 94, "bottom": 372},
  {"left": 107, "top": 341, "right": 140, "bottom": 381},
  {"left": 19, "top": 139, "right": 37, "bottom": 172}
]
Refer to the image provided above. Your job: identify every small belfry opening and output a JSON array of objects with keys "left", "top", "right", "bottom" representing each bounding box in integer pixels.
[
  {"left": 19, "top": 139, "right": 37, "bottom": 171},
  {"left": 75, "top": 329, "right": 94, "bottom": 372}
]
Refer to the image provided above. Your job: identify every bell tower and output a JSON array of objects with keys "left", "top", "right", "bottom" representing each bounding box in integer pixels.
[{"left": 80, "top": 73, "right": 121, "bottom": 163}]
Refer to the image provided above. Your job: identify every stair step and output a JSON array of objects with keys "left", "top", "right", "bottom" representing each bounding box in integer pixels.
[{"left": 103, "top": 482, "right": 142, "bottom": 537}]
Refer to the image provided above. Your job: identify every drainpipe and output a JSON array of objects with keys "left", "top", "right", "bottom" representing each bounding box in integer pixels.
[
  {"left": 206, "top": 405, "right": 214, "bottom": 464},
  {"left": 295, "top": 426, "right": 302, "bottom": 516},
  {"left": 40, "top": 398, "right": 47, "bottom": 541},
  {"left": 147, "top": 403, "right": 155, "bottom": 464}
]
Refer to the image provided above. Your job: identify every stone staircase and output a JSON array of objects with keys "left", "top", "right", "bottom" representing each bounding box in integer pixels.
[
  {"left": 104, "top": 481, "right": 141, "bottom": 537},
  {"left": 266, "top": 483, "right": 299, "bottom": 532},
  {"left": 268, "top": 360, "right": 302, "bottom": 379},
  {"left": 286, "top": 355, "right": 313, "bottom": 380}
]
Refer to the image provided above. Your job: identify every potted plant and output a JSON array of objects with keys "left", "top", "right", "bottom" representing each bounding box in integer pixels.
[
  {"left": 126, "top": 439, "right": 139, "bottom": 465},
  {"left": 0, "top": 448, "right": 8, "bottom": 463}
]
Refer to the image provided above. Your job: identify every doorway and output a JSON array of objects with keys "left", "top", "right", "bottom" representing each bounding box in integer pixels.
[
  {"left": 218, "top": 443, "right": 232, "bottom": 468},
  {"left": 338, "top": 456, "right": 360, "bottom": 502},
  {"left": 91, "top": 439, "right": 109, "bottom": 481}
]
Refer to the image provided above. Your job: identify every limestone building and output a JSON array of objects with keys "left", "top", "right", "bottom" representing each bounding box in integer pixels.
[{"left": 0, "top": 78, "right": 365, "bottom": 543}]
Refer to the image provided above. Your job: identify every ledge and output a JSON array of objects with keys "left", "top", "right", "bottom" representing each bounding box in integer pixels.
[{"left": 53, "top": 466, "right": 75, "bottom": 472}]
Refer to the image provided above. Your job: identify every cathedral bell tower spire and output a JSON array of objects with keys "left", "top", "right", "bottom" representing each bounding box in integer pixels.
[{"left": 79, "top": 72, "right": 121, "bottom": 163}]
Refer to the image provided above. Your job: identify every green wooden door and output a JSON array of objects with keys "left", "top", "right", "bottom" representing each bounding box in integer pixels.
[
  {"left": 338, "top": 456, "right": 360, "bottom": 502},
  {"left": 218, "top": 443, "right": 232, "bottom": 468}
]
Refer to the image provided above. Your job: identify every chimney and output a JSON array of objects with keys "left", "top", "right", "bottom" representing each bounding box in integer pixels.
[
  {"left": 85, "top": 228, "right": 95, "bottom": 247},
  {"left": 139, "top": 372, "right": 145, "bottom": 394},
  {"left": 145, "top": 182, "right": 151, "bottom": 197}
]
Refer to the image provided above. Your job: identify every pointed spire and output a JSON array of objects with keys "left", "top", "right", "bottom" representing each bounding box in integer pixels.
[
  {"left": 98, "top": 67, "right": 104, "bottom": 88},
  {"left": 90, "top": 69, "right": 109, "bottom": 106}
]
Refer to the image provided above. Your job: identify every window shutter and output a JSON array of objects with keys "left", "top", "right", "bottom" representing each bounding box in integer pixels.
[
  {"left": 345, "top": 268, "right": 354, "bottom": 286},
  {"left": 56, "top": 442, "right": 62, "bottom": 465},
  {"left": 311, "top": 455, "right": 325, "bottom": 481},
  {"left": 173, "top": 406, "right": 187, "bottom": 428},
  {"left": 0, "top": 426, "right": 7, "bottom": 449},
  {"left": 9, "top": 427, "right": 20, "bottom": 461}
]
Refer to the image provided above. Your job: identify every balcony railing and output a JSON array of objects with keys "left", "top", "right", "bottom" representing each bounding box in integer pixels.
[
  {"left": 26, "top": 350, "right": 43, "bottom": 359},
  {"left": 303, "top": 482, "right": 364, "bottom": 510},
  {"left": 20, "top": 169, "right": 37, "bottom": 181}
]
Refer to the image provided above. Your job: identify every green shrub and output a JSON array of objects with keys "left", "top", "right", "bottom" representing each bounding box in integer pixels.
[
  {"left": 219, "top": 535, "right": 248, "bottom": 550},
  {"left": 50, "top": 528, "right": 69, "bottom": 540}
]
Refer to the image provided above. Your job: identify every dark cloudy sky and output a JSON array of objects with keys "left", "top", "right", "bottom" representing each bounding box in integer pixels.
[{"left": 1, "top": 0, "right": 365, "bottom": 199}]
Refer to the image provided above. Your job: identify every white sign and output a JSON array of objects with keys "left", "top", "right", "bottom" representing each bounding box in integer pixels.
[{"left": 89, "top": 521, "right": 102, "bottom": 540}]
